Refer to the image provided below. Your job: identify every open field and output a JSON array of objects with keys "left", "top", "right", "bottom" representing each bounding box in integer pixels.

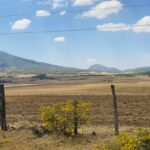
[
  {"left": 1, "top": 75, "right": 150, "bottom": 150},
  {"left": 5, "top": 75, "right": 150, "bottom": 126},
  {"left": 5, "top": 75, "right": 150, "bottom": 96}
]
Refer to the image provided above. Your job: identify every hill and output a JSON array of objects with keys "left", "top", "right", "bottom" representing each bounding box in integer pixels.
[
  {"left": 124, "top": 66, "right": 150, "bottom": 73},
  {"left": 0, "top": 51, "right": 82, "bottom": 75},
  {"left": 88, "top": 64, "right": 121, "bottom": 73},
  {"left": 1, "top": 51, "right": 150, "bottom": 75}
]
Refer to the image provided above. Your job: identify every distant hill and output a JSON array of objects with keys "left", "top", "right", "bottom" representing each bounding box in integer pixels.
[
  {"left": 89, "top": 64, "right": 150, "bottom": 74},
  {"left": 138, "top": 71, "right": 150, "bottom": 76},
  {"left": 88, "top": 64, "right": 121, "bottom": 73},
  {"left": 0, "top": 51, "right": 82, "bottom": 75},
  {"left": 124, "top": 67, "right": 150, "bottom": 73},
  {"left": 1, "top": 51, "right": 150, "bottom": 75}
]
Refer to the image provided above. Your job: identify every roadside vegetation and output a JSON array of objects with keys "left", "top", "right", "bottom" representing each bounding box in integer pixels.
[
  {"left": 93, "top": 128, "right": 150, "bottom": 150},
  {"left": 41, "top": 101, "right": 91, "bottom": 136}
]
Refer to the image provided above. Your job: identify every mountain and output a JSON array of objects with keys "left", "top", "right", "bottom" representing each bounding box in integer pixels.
[
  {"left": 88, "top": 64, "right": 121, "bottom": 73},
  {"left": 124, "top": 67, "right": 150, "bottom": 73},
  {"left": 1, "top": 51, "right": 150, "bottom": 75},
  {"left": 0, "top": 51, "right": 82, "bottom": 75}
]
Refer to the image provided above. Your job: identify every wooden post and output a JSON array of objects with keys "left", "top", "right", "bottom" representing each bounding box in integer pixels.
[
  {"left": 0, "top": 84, "right": 7, "bottom": 131},
  {"left": 73, "top": 100, "right": 78, "bottom": 135},
  {"left": 111, "top": 85, "right": 119, "bottom": 135}
]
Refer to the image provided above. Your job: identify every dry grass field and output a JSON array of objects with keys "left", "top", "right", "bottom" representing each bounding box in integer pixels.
[{"left": 1, "top": 75, "right": 150, "bottom": 150}]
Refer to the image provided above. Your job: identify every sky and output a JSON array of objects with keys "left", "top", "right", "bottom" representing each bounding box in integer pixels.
[{"left": 0, "top": 0, "right": 150, "bottom": 70}]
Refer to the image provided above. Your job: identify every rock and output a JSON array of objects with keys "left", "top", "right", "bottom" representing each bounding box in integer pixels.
[
  {"left": 91, "top": 131, "right": 97, "bottom": 136},
  {"left": 42, "top": 134, "right": 48, "bottom": 138},
  {"left": 32, "top": 126, "right": 45, "bottom": 137}
]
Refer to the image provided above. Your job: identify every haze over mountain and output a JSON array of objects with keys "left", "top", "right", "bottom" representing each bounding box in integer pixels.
[{"left": 1, "top": 51, "right": 150, "bottom": 75}]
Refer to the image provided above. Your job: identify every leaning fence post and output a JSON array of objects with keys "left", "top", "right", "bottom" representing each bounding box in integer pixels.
[
  {"left": 111, "top": 84, "right": 119, "bottom": 135},
  {"left": 0, "top": 84, "right": 7, "bottom": 131}
]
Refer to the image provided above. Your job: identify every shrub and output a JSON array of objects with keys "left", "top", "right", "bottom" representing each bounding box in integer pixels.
[
  {"left": 99, "top": 132, "right": 139, "bottom": 150},
  {"left": 40, "top": 101, "right": 91, "bottom": 135},
  {"left": 137, "top": 128, "right": 150, "bottom": 150},
  {"left": 93, "top": 128, "right": 150, "bottom": 150}
]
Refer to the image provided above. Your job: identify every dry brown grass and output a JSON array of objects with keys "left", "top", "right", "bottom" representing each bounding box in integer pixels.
[
  {"left": 1, "top": 75, "right": 150, "bottom": 149},
  {"left": 5, "top": 76, "right": 150, "bottom": 96},
  {"left": 0, "top": 126, "right": 139, "bottom": 150}
]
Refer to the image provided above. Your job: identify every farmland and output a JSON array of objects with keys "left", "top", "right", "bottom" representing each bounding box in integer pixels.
[{"left": 1, "top": 75, "right": 150, "bottom": 150}]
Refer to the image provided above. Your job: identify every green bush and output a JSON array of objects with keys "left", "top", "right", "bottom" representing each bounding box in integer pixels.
[{"left": 40, "top": 101, "right": 91, "bottom": 135}]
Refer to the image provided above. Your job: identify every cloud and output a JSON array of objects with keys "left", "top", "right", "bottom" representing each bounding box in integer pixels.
[
  {"left": 37, "top": 0, "right": 68, "bottom": 9},
  {"left": 52, "top": 0, "right": 68, "bottom": 9},
  {"left": 60, "top": 10, "right": 66, "bottom": 16},
  {"left": 37, "top": 0, "right": 51, "bottom": 5},
  {"left": 97, "top": 23, "right": 130, "bottom": 32},
  {"left": 54, "top": 36, "right": 65, "bottom": 43},
  {"left": 73, "top": 0, "right": 95, "bottom": 6},
  {"left": 132, "top": 16, "right": 150, "bottom": 33},
  {"left": 81, "top": 0, "right": 122, "bottom": 19},
  {"left": 87, "top": 58, "right": 97, "bottom": 64},
  {"left": 96, "top": 16, "right": 150, "bottom": 33},
  {"left": 11, "top": 19, "right": 31, "bottom": 30},
  {"left": 36, "top": 10, "right": 51, "bottom": 17}
]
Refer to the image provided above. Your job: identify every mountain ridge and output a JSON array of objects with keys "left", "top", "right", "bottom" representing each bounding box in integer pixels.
[
  {"left": 0, "top": 51, "right": 83, "bottom": 75},
  {"left": 88, "top": 64, "right": 121, "bottom": 73},
  {"left": 1, "top": 51, "right": 150, "bottom": 75}
]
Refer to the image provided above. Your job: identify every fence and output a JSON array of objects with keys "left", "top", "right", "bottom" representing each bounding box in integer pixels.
[
  {"left": 1, "top": 84, "right": 119, "bottom": 135},
  {"left": 1, "top": 83, "right": 150, "bottom": 134}
]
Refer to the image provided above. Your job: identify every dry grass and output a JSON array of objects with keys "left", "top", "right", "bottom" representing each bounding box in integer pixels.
[
  {"left": 1, "top": 75, "right": 150, "bottom": 149},
  {"left": 0, "top": 126, "right": 139, "bottom": 150},
  {"left": 5, "top": 76, "right": 150, "bottom": 96}
]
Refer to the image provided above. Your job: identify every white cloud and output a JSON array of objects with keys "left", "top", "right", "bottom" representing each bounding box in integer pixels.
[
  {"left": 132, "top": 16, "right": 150, "bottom": 33},
  {"left": 60, "top": 10, "right": 66, "bottom": 16},
  {"left": 52, "top": 0, "right": 68, "bottom": 9},
  {"left": 96, "top": 16, "right": 150, "bottom": 33},
  {"left": 81, "top": 0, "right": 122, "bottom": 19},
  {"left": 97, "top": 23, "right": 130, "bottom": 32},
  {"left": 87, "top": 58, "right": 97, "bottom": 64},
  {"left": 54, "top": 36, "right": 65, "bottom": 42},
  {"left": 37, "top": 0, "right": 68, "bottom": 9},
  {"left": 11, "top": 19, "right": 31, "bottom": 30},
  {"left": 36, "top": 10, "right": 51, "bottom": 17},
  {"left": 73, "top": 0, "right": 95, "bottom": 6}
]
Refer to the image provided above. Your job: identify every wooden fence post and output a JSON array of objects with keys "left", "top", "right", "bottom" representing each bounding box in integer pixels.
[
  {"left": 73, "top": 100, "right": 78, "bottom": 135},
  {"left": 111, "top": 85, "right": 119, "bottom": 135},
  {"left": 0, "top": 84, "right": 7, "bottom": 131}
]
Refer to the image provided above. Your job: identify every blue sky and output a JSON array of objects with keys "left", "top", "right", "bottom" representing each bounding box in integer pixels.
[{"left": 0, "top": 0, "right": 150, "bottom": 69}]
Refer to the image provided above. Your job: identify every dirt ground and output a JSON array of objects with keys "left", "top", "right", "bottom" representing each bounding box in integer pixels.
[
  {"left": 0, "top": 75, "right": 150, "bottom": 150},
  {"left": 5, "top": 75, "right": 150, "bottom": 127}
]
